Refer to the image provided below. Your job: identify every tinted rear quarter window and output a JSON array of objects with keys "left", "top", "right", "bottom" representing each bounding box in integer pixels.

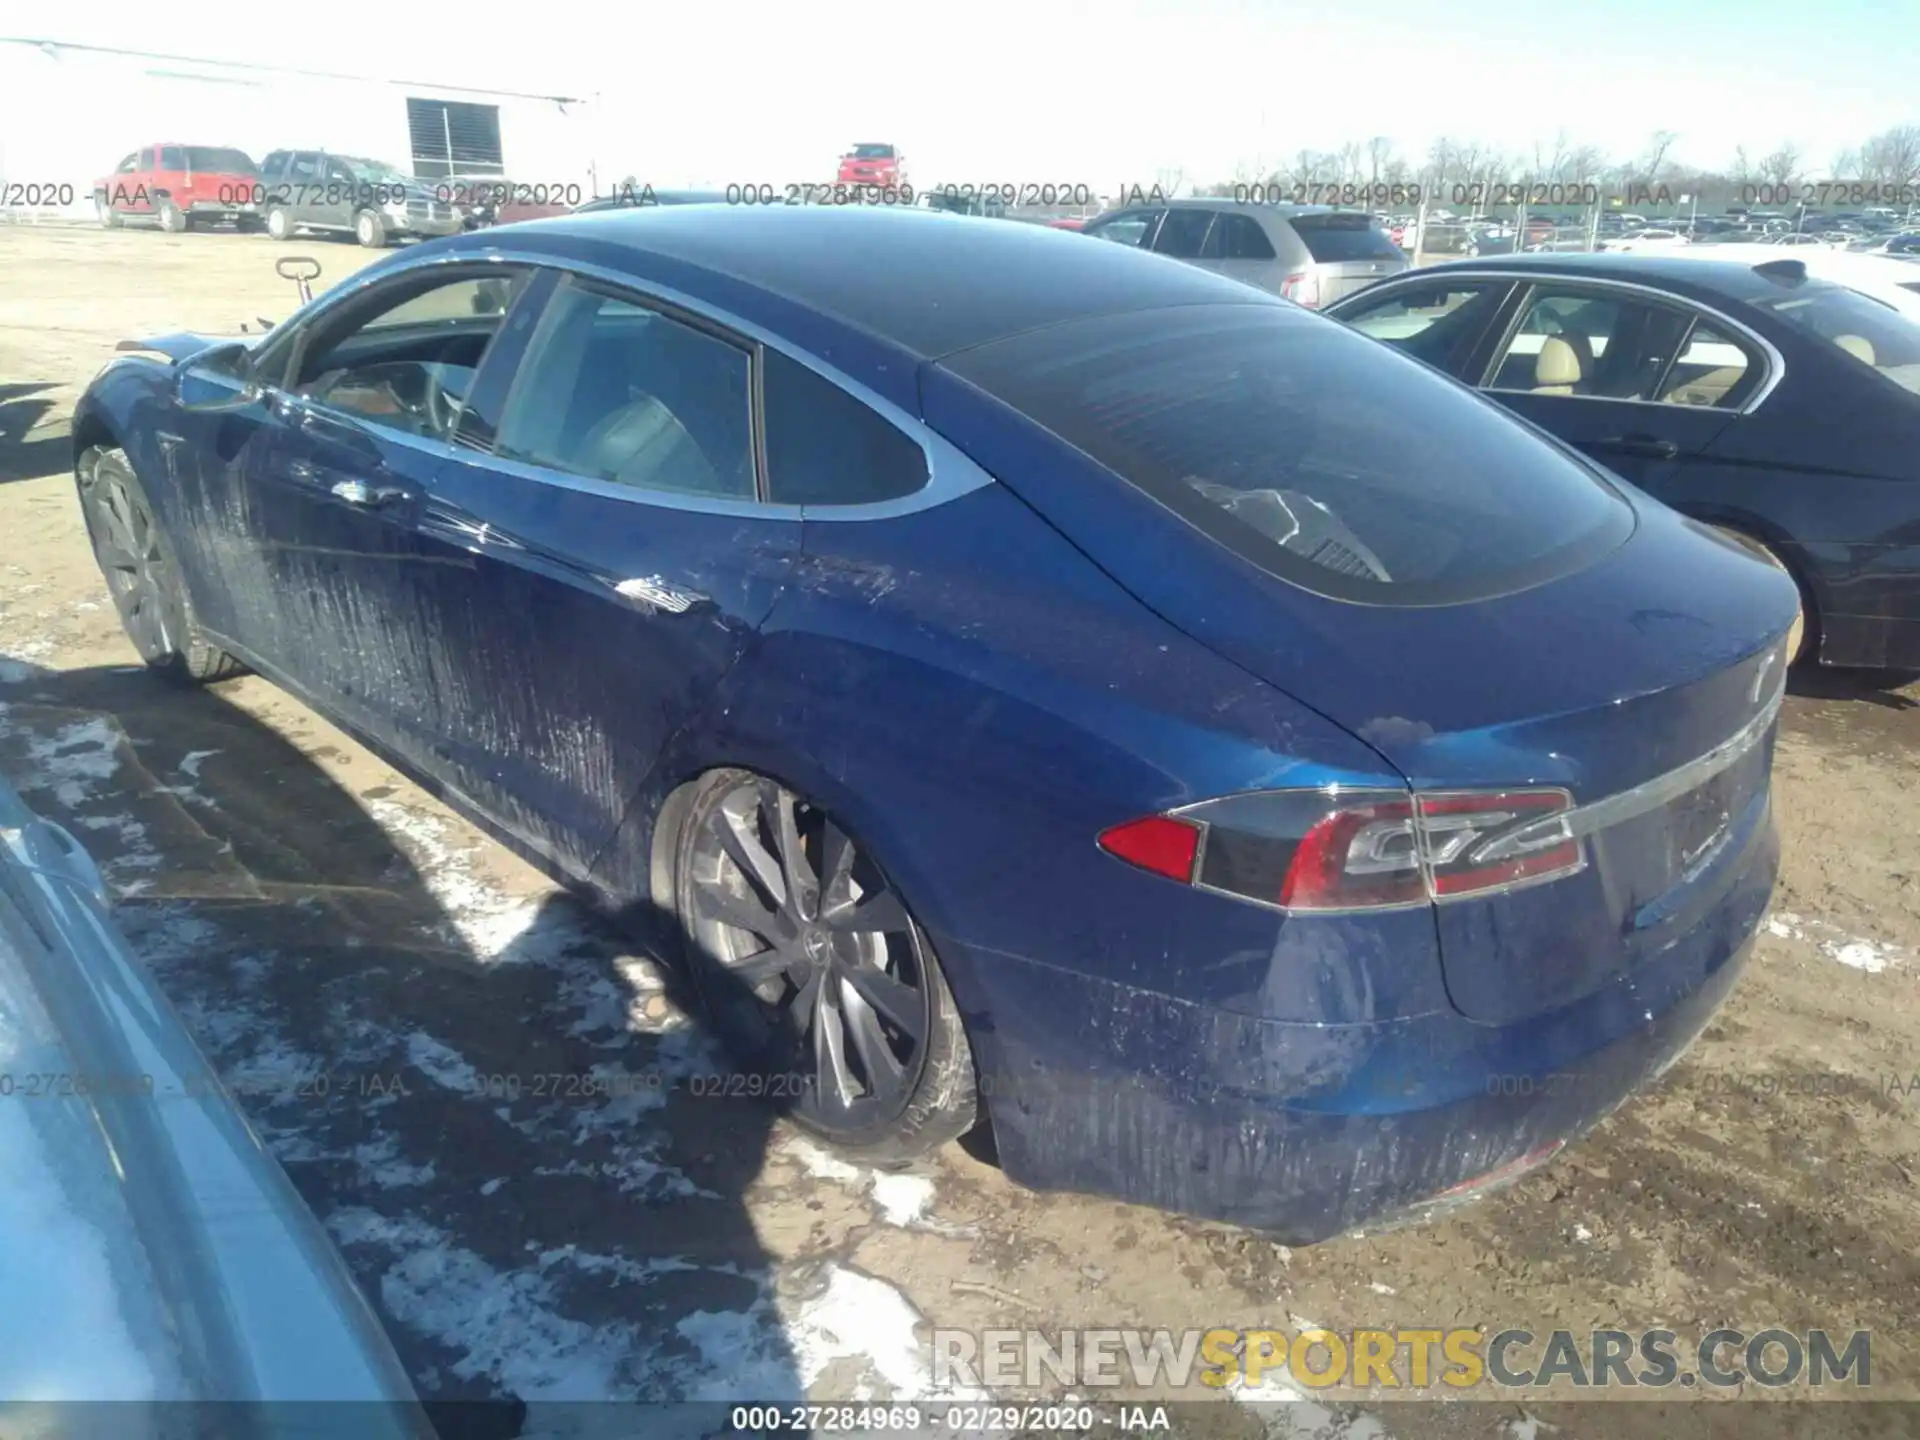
[
  {"left": 943, "top": 305, "right": 1633, "bottom": 605},
  {"left": 764, "top": 349, "right": 928, "bottom": 505},
  {"left": 1290, "top": 213, "right": 1403, "bottom": 262}
]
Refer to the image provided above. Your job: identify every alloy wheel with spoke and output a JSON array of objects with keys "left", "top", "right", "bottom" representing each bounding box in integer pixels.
[
  {"left": 78, "top": 451, "right": 183, "bottom": 664},
  {"left": 681, "top": 773, "right": 944, "bottom": 1134}
]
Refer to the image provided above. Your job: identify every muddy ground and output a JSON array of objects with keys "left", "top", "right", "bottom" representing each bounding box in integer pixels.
[{"left": 3, "top": 222, "right": 1919, "bottom": 1439}]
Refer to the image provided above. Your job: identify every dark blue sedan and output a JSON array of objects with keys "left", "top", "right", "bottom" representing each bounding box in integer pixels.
[
  {"left": 1326, "top": 252, "right": 1920, "bottom": 670},
  {"left": 71, "top": 206, "right": 1796, "bottom": 1241}
]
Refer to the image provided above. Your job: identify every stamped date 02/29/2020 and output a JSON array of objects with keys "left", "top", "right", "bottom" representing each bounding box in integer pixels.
[{"left": 0, "top": 1068, "right": 815, "bottom": 1103}]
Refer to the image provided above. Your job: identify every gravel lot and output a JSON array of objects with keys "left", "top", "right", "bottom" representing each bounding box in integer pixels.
[{"left": 3, "top": 223, "right": 1919, "bottom": 1438}]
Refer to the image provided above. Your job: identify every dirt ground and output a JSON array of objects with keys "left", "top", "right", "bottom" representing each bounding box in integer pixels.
[{"left": 4, "top": 222, "right": 1920, "bottom": 1439}]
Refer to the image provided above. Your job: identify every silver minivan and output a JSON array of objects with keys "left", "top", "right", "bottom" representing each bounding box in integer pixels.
[{"left": 1078, "top": 199, "right": 1407, "bottom": 307}]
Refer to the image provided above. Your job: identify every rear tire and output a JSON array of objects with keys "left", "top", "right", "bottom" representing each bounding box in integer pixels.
[
  {"left": 671, "top": 768, "right": 977, "bottom": 1166},
  {"left": 76, "top": 447, "right": 246, "bottom": 683},
  {"left": 1713, "top": 526, "right": 1809, "bottom": 666}
]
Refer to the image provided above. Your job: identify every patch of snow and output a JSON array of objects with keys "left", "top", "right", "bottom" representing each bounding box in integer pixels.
[
  {"left": 1572, "top": 1223, "right": 1593, "bottom": 1242},
  {"left": 871, "top": 1173, "right": 936, "bottom": 1227},
  {"left": 178, "top": 750, "right": 220, "bottom": 779},
  {"left": 1367, "top": 1281, "right": 1396, "bottom": 1296},
  {"left": 788, "top": 1137, "right": 862, "bottom": 1183},
  {"left": 1764, "top": 909, "right": 1901, "bottom": 972},
  {"left": 363, "top": 796, "right": 598, "bottom": 964},
  {"left": 480, "top": 1178, "right": 507, "bottom": 1197},
  {"left": 405, "top": 1030, "right": 481, "bottom": 1093},
  {"left": 18, "top": 716, "right": 124, "bottom": 808},
  {"left": 1828, "top": 940, "right": 1890, "bottom": 974}
]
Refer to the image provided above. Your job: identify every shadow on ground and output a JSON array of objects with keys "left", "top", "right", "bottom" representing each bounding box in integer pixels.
[
  {"left": 0, "top": 657, "right": 801, "bottom": 1437},
  {"left": 0, "top": 382, "right": 70, "bottom": 486}
]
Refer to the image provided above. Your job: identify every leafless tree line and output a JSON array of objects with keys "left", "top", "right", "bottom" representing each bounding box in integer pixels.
[{"left": 1190, "top": 125, "right": 1920, "bottom": 206}]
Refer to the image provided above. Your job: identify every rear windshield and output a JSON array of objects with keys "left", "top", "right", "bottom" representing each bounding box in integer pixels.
[
  {"left": 1749, "top": 279, "right": 1920, "bottom": 397},
  {"left": 943, "top": 305, "right": 1634, "bottom": 605},
  {"left": 185, "top": 147, "right": 256, "bottom": 174},
  {"left": 1290, "top": 213, "right": 1402, "bottom": 263},
  {"left": 851, "top": 144, "right": 895, "bottom": 159}
]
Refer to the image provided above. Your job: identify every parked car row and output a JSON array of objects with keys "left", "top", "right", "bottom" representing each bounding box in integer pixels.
[{"left": 95, "top": 142, "right": 517, "bottom": 245}]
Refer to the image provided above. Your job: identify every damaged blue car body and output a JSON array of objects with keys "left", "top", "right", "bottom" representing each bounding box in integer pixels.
[{"left": 72, "top": 205, "right": 1795, "bottom": 1241}]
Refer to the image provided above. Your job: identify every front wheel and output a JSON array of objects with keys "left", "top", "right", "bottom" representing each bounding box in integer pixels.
[
  {"left": 672, "top": 769, "right": 977, "bottom": 1164},
  {"left": 95, "top": 195, "right": 119, "bottom": 229},
  {"left": 265, "top": 205, "right": 293, "bottom": 241},
  {"left": 157, "top": 199, "right": 186, "bottom": 234},
  {"left": 355, "top": 209, "right": 388, "bottom": 247},
  {"left": 76, "top": 447, "right": 245, "bottom": 683}
]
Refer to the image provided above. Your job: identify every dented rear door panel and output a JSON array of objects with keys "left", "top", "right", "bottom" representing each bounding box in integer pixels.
[{"left": 400, "top": 455, "right": 799, "bottom": 878}]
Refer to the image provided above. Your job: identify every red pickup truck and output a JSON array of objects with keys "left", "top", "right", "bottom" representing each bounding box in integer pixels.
[{"left": 95, "top": 145, "right": 262, "bottom": 232}]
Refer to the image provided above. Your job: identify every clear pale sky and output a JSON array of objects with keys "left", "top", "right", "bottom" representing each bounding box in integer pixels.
[{"left": 22, "top": 0, "right": 1919, "bottom": 188}]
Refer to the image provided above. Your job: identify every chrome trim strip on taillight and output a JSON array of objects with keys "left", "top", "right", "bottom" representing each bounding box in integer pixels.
[{"left": 1474, "top": 668, "right": 1784, "bottom": 865}]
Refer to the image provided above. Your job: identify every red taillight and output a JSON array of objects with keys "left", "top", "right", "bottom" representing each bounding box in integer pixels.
[
  {"left": 1279, "top": 270, "right": 1321, "bottom": 308},
  {"left": 1098, "top": 786, "right": 1582, "bottom": 912},
  {"left": 1280, "top": 798, "right": 1421, "bottom": 910},
  {"left": 1097, "top": 815, "right": 1201, "bottom": 883}
]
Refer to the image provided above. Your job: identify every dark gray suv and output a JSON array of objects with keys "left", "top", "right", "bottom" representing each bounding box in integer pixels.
[
  {"left": 257, "top": 151, "right": 462, "bottom": 247},
  {"left": 1079, "top": 199, "right": 1407, "bottom": 307}
]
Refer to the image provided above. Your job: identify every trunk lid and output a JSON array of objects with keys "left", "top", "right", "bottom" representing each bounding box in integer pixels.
[{"left": 929, "top": 303, "right": 1797, "bottom": 1023}]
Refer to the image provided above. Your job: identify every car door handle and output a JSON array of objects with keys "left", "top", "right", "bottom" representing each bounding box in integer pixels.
[
  {"left": 1609, "top": 434, "right": 1680, "bottom": 460},
  {"left": 330, "top": 479, "right": 410, "bottom": 508}
]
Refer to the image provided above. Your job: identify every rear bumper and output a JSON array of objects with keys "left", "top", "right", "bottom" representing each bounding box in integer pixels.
[
  {"left": 397, "top": 214, "right": 465, "bottom": 238},
  {"left": 956, "top": 799, "right": 1775, "bottom": 1242}
]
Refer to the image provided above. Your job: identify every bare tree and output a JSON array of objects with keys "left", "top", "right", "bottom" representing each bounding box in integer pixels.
[
  {"left": 1532, "top": 129, "right": 1571, "bottom": 181},
  {"left": 1152, "top": 165, "right": 1188, "bottom": 197},
  {"left": 1730, "top": 146, "right": 1754, "bottom": 184},
  {"left": 1759, "top": 144, "right": 1802, "bottom": 187},
  {"left": 1636, "top": 130, "right": 1681, "bottom": 186},
  {"left": 1338, "top": 141, "right": 1365, "bottom": 183},
  {"left": 1859, "top": 124, "right": 1920, "bottom": 187},
  {"left": 1366, "top": 136, "right": 1396, "bottom": 185},
  {"left": 1829, "top": 147, "right": 1862, "bottom": 181},
  {"left": 1564, "top": 144, "right": 1608, "bottom": 184}
]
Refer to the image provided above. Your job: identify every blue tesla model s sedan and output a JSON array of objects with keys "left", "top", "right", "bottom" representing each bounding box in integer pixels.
[{"left": 70, "top": 205, "right": 1797, "bottom": 1242}]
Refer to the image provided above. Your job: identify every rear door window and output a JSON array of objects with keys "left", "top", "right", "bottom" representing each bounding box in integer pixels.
[
  {"left": 1485, "top": 287, "right": 1696, "bottom": 400},
  {"left": 158, "top": 147, "right": 186, "bottom": 172},
  {"left": 942, "top": 304, "right": 1632, "bottom": 605},
  {"left": 1151, "top": 209, "right": 1215, "bottom": 259},
  {"left": 1200, "top": 214, "right": 1276, "bottom": 260},
  {"left": 1653, "top": 321, "right": 1760, "bottom": 408},
  {"left": 1289, "top": 213, "right": 1403, "bottom": 262}
]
